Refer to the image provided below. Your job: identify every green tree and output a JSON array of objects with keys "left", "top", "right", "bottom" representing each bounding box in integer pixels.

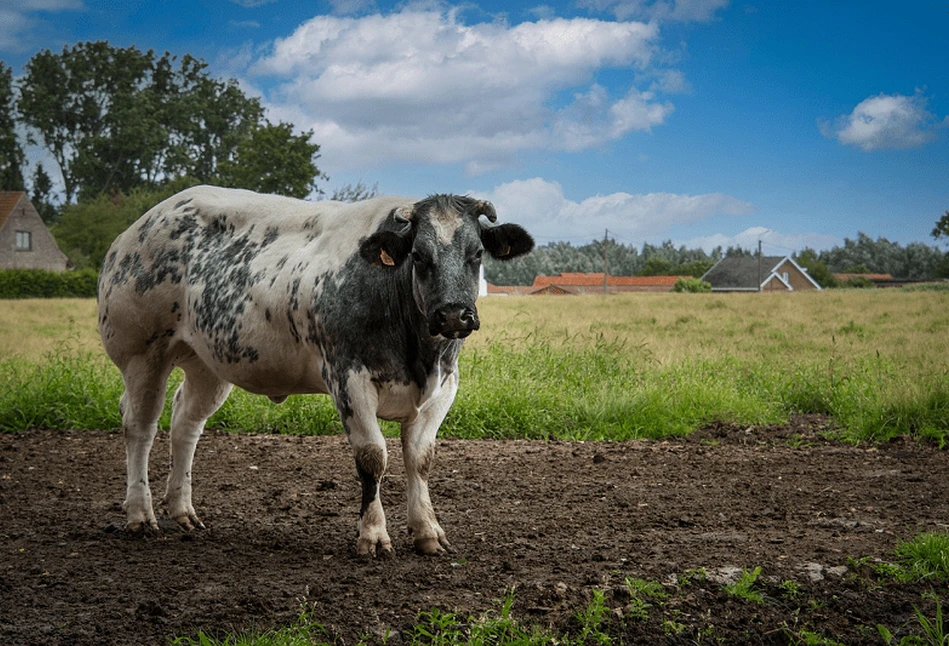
[
  {"left": 31, "top": 163, "right": 59, "bottom": 224},
  {"left": 675, "top": 259, "right": 715, "bottom": 278},
  {"left": 17, "top": 42, "right": 323, "bottom": 203},
  {"left": 217, "top": 121, "right": 326, "bottom": 198},
  {"left": 932, "top": 210, "right": 949, "bottom": 244},
  {"left": 18, "top": 42, "right": 140, "bottom": 202},
  {"left": 165, "top": 55, "right": 265, "bottom": 184},
  {"left": 52, "top": 182, "right": 193, "bottom": 269},
  {"left": 637, "top": 257, "right": 675, "bottom": 276},
  {"left": 0, "top": 61, "right": 25, "bottom": 190},
  {"left": 795, "top": 248, "right": 838, "bottom": 288}
]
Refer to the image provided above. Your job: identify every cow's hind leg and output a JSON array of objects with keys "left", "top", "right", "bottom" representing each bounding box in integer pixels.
[
  {"left": 401, "top": 372, "right": 458, "bottom": 555},
  {"left": 164, "top": 358, "right": 232, "bottom": 530},
  {"left": 121, "top": 356, "right": 174, "bottom": 532}
]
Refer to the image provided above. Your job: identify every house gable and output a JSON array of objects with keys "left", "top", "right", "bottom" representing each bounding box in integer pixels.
[
  {"left": 0, "top": 192, "right": 69, "bottom": 271},
  {"left": 701, "top": 255, "right": 821, "bottom": 292}
]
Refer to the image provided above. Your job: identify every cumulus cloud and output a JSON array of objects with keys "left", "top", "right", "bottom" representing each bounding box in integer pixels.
[
  {"left": 822, "top": 91, "right": 947, "bottom": 152},
  {"left": 474, "top": 178, "right": 755, "bottom": 242},
  {"left": 249, "top": 10, "right": 675, "bottom": 172},
  {"left": 680, "top": 227, "right": 841, "bottom": 254}
]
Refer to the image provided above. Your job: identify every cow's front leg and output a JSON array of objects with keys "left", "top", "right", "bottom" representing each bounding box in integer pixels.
[
  {"left": 401, "top": 372, "right": 458, "bottom": 555},
  {"left": 339, "top": 379, "right": 392, "bottom": 556}
]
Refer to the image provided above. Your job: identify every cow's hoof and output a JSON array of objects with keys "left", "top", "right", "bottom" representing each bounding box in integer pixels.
[
  {"left": 126, "top": 519, "right": 159, "bottom": 533},
  {"left": 414, "top": 536, "right": 449, "bottom": 556},
  {"left": 357, "top": 537, "right": 394, "bottom": 558},
  {"left": 171, "top": 513, "right": 205, "bottom": 532}
]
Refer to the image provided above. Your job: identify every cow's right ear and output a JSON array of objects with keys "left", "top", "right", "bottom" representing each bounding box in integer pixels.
[{"left": 360, "top": 231, "right": 413, "bottom": 268}]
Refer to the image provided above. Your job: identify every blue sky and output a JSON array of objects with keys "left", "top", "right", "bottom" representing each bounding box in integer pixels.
[{"left": 2, "top": 0, "right": 947, "bottom": 254}]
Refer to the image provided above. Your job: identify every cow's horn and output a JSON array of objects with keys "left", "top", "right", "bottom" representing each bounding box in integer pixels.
[
  {"left": 475, "top": 200, "right": 497, "bottom": 223},
  {"left": 394, "top": 205, "right": 414, "bottom": 223}
]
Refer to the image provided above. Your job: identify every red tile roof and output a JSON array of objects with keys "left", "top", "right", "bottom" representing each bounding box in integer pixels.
[
  {"left": 531, "top": 273, "right": 685, "bottom": 288},
  {"left": 833, "top": 273, "right": 894, "bottom": 282}
]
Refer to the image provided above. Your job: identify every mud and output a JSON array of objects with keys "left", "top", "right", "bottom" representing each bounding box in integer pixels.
[{"left": 1, "top": 415, "right": 946, "bottom": 645}]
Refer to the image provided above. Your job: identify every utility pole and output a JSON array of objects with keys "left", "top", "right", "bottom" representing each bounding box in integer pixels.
[{"left": 603, "top": 229, "right": 609, "bottom": 294}]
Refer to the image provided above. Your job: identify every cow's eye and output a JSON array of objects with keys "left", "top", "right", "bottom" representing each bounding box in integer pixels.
[
  {"left": 412, "top": 250, "right": 427, "bottom": 265},
  {"left": 469, "top": 249, "right": 483, "bottom": 264}
]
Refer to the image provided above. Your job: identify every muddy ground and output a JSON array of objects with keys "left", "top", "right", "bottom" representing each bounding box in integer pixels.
[{"left": 1, "top": 415, "right": 947, "bottom": 645}]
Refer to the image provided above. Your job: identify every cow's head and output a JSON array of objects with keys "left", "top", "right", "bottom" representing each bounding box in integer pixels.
[{"left": 360, "top": 195, "right": 534, "bottom": 339}]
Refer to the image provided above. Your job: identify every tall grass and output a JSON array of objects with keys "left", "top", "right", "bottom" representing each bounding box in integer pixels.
[{"left": 1, "top": 292, "right": 947, "bottom": 443}]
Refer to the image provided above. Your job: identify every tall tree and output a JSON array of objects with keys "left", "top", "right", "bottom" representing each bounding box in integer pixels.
[
  {"left": 932, "top": 210, "right": 949, "bottom": 244},
  {"left": 17, "top": 42, "right": 321, "bottom": 203},
  {"left": 0, "top": 61, "right": 25, "bottom": 191},
  {"left": 31, "top": 163, "right": 58, "bottom": 224},
  {"left": 216, "top": 121, "right": 326, "bottom": 198}
]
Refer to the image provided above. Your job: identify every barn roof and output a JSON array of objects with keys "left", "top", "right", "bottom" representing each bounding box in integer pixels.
[
  {"left": 0, "top": 191, "right": 26, "bottom": 232},
  {"left": 700, "top": 256, "right": 788, "bottom": 290}
]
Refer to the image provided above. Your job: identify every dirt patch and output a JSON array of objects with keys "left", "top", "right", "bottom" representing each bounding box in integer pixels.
[{"left": 1, "top": 415, "right": 946, "bottom": 645}]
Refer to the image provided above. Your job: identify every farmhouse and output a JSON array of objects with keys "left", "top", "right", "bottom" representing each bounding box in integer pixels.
[
  {"left": 488, "top": 272, "right": 688, "bottom": 295},
  {"left": 0, "top": 192, "right": 69, "bottom": 271},
  {"left": 701, "top": 255, "right": 821, "bottom": 292}
]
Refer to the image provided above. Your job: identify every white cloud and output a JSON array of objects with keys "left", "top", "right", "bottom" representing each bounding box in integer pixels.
[
  {"left": 229, "top": 0, "right": 277, "bottom": 7},
  {"left": 822, "top": 91, "right": 946, "bottom": 152},
  {"left": 577, "top": 0, "right": 729, "bottom": 22},
  {"left": 249, "top": 10, "right": 675, "bottom": 172},
  {"left": 680, "top": 227, "right": 841, "bottom": 254},
  {"left": 474, "top": 178, "right": 755, "bottom": 242},
  {"left": 328, "top": 0, "right": 378, "bottom": 15},
  {"left": 0, "top": 1, "right": 83, "bottom": 51}
]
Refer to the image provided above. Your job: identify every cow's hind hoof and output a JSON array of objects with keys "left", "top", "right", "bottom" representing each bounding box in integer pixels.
[{"left": 414, "top": 536, "right": 449, "bottom": 556}]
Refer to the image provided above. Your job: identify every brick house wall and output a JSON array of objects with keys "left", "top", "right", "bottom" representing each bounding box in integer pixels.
[{"left": 0, "top": 192, "right": 70, "bottom": 271}]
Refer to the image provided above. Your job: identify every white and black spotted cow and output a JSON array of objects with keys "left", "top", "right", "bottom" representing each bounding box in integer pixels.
[{"left": 97, "top": 185, "right": 533, "bottom": 556}]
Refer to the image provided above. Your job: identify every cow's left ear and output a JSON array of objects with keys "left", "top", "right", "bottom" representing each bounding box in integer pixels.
[
  {"left": 360, "top": 231, "right": 413, "bottom": 268},
  {"left": 481, "top": 223, "right": 535, "bottom": 261}
]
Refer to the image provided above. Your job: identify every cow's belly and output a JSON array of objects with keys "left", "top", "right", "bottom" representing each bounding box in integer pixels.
[{"left": 182, "top": 332, "right": 331, "bottom": 398}]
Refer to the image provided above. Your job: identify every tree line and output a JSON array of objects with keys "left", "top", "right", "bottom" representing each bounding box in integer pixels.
[{"left": 485, "top": 232, "right": 949, "bottom": 286}]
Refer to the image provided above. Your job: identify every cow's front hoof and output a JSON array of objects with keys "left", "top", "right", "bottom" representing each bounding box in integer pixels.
[
  {"left": 171, "top": 512, "right": 205, "bottom": 532},
  {"left": 357, "top": 535, "right": 394, "bottom": 558},
  {"left": 413, "top": 536, "right": 449, "bottom": 556},
  {"left": 125, "top": 519, "right": 160, "bottom": 533}
]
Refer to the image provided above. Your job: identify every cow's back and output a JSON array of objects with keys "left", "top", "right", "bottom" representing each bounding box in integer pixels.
[{"left": 97, "top": 185, "right": 413, "bottom": 379}]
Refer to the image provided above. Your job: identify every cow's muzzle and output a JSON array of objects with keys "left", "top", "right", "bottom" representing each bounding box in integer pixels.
[{"left": 430, "top": 304, "right": 480, "bottom": 339}]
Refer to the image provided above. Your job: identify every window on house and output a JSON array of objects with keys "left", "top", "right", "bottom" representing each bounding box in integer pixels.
[
  {"left": 15, "top": 231, "right": 32, "bottom": 251},
  {"left": 782, "top": 272, "right": 789, "bottom": 283}
]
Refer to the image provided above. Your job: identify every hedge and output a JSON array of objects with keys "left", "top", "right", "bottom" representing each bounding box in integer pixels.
[{"left": 0, "top": 269, "right": 98, "bottom": 299}]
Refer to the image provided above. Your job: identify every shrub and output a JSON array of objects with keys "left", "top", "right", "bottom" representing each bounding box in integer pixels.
[
  {"left": 0, "top": 269, "right": 98, "bottom": 299},
  {"left": 673, "top": 277, "right": 712, "bottom": 293},
  {"left": 844, "top": 276, "right": 875, "bottom": 289}
]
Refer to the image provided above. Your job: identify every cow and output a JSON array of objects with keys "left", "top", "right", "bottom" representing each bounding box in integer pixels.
[{"left": 97, "top": 185, "right": 533, "bottom": 556}]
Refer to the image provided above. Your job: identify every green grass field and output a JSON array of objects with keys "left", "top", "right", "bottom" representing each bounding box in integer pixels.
[{"left": 1, "top": 291, "right": 948, "bottom": 443}]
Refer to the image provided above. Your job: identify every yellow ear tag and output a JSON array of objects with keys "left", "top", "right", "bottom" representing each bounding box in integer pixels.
[{"left": 380, "top": 249, "right": 395, "bottom": 266}]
